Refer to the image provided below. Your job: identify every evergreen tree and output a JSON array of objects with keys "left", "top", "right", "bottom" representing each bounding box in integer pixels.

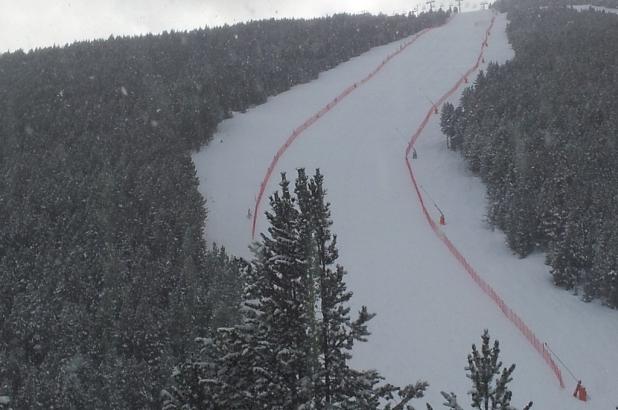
[
  {"left": 584, "top": 222, "right": 618, "bottom": 305},
  {"left": 440, "top": 102, "right": 457, "bottom": 149},
  {"left": 428, "top": 331, "right": 532, "bottom": 410},
  {"left": 204, "top": 245, "right": 245, "bottom": 331},
  {"left": 249, "top": 172, "right": 312, "bottom": 408},
  {"left": 298, "top": 169, "right": 428, "bottom": 409},
  {"left": 164, "top": 173, "right": 311, "bottom": 409},
  {"left": 164, "top": 170, "right": 428, "bottom": 409},
  {"left": 466, "top": 330, "right": 514, "bottom": 410}
]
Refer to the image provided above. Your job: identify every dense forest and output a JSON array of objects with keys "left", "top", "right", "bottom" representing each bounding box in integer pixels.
[
  {"left": 0, "top": 10, "right": 449, "bottom": 409},
  {"left": 440, "top": 1, "right": 618, "bottom": 307}
]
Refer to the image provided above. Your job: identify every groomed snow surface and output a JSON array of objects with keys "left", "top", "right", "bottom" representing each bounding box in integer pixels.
[{"left": 194, "top": 10, "right": 618, "bottom": 409}]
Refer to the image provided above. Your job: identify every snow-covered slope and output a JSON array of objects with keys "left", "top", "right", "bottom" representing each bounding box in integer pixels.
[{"left": 193, "top": 10, "right": 618, "bottom": 409}]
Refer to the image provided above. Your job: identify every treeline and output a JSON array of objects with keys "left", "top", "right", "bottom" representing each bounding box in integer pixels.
[
  {"left": 589, "top": 0, "right": 618, "bottom": 7},
  {"left": 0, "top": 10, "right": 448, "bottom": 409},
  {"left": 441, "top": 3, "right": 618, "bottom": 307},
  {"left": 564, "top": 0, "right": 618, "bottom": 8},
  {"left": 508, "top": 0, "right": 618, "bottom": 9}
]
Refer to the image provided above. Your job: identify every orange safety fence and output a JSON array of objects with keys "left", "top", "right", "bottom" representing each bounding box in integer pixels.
[
  {"left": 251, "top": 17, "right": 455, "bottom": 238},
  {"left": 248, "top": 8, "right": 566, "bottom": 392},
  {"left": 403, "top": 14, "right": 566, "bottom": 389}
]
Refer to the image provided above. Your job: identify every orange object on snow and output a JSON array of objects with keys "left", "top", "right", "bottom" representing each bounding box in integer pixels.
[
  {"left": 573, "top": 381, "right": 588, "bottom": 402},
  {"left": 578, "top": 386, "right": 587, "bottom": 401},
  {"left": 439, "top": 214, "right": 446, "bottom": 225}
]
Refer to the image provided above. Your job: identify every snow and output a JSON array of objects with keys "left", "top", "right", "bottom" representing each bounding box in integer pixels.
[
  {"left": 573, "top": 4, "right": 618, "bottom": 14},
  {"left": 193, "top": 10, "right": 618, "bottom": 409}
]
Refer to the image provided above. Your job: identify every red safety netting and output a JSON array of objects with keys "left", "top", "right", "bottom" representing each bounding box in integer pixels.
[
  {"left": 249, "top": 11, "right": 565, "bottom": 390},
  {"left": 251, "top": 18, "right": 454, "bottom": 238},
  {"left": 404, "top": 14, "right": 565, "bottom": 389}
]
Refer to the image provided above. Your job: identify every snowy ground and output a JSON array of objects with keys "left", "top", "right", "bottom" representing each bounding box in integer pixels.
[{"left": 194, "top": 10, "right": 618, "bottom": 409}]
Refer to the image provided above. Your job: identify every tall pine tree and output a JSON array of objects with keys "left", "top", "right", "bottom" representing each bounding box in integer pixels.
[{"left": 164, "top": 169, "right": 428, "bottom": 409}]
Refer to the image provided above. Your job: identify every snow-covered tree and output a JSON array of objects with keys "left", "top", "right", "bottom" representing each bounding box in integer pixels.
[
  {"left": 164, "top": 170, "right": 428, "bottom": 409},
  {"left": 297, "top": 169, "right": 428, "bottom": 409},
  {"left": 440, "top": 102, "right": 457, "bottom": 150},
  {"left": 466, "top": 330, "right": 514, "bottom": 410},
  {"left": 428, "top": 331, "right": 532, "bottom": 410}
]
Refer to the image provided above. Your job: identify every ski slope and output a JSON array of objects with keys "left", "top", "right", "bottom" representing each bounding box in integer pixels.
[{"left": 193, "top": 10, "right": 618, "bottom": 409}]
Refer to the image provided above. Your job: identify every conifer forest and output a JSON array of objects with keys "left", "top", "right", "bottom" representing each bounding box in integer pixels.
[
  {"left": 441, "top": 0, "right": 618, "bottom": 307},
  {"left": 0, "top": 10, "right": 447, "bottom": 409},
  {"left": 1, "top": 0, "right": 617, "bottom": 408}
]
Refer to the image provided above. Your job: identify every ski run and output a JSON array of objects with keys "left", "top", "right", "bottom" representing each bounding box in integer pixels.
[{"left": 194, "top": 9, "right": 618, "bottom": 409}]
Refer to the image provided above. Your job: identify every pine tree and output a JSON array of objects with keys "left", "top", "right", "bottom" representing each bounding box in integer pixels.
[
  {"left": 164, "top": 170, "right": 428, "bottom": 409},
  {"left": 465, "top": 330, "right": 515, "bottom": 410},
  {"left": 204, "top": 245, "right": 245, "bottom": 331},
  {"left": 440, "top": 102, "right": 457, "bottom": 150},
  {"left": 294, "top": 168, "right": 322, "bottom": 407},
  {"left": 302, "top": 168, "right": 365, "bottom": 407},
  {"left": 429, "top": 330, "right": 531, "bottom": 410},
  {"left": 548, "top": 213, "right": 592, "bottom": 291},
  {"left": 585, "top": 222, "right": 618, "bottom": 305},
  {"left": 504, "top": 186, "right": 536, "bottom": 258},
  {"left": 245, "top": 172, "right": 313, "bottom": 408},
  {"left": 296, "top": 169, "right": 427, "bottom": 409}
]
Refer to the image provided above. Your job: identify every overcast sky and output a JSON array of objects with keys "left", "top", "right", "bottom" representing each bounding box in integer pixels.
[{"left": 0, "top": 0, "right": 482, "bottom": 53}]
